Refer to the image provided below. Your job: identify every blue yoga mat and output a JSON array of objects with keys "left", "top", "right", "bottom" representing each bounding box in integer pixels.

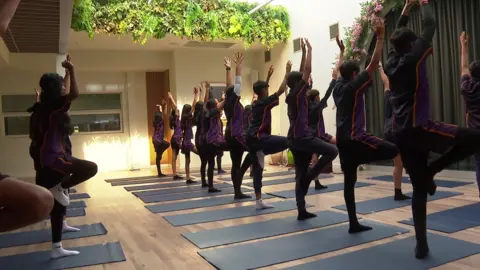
[
  {"left": 124, "top": 180, "right": 208, "bottom": 191},
  {"left": 132, "top": 183, "right": 232, "bottom": 197},
  {"left": 183, "top": 210, "right": 349, "bottom": 248},
  {"left": 0, "top": 242, "right": 126, "bottom": 270},
  {"left": 218, "top": 170, "right": 294, "bottom": 181},
  {"left": 285, "top": 233, "right": 480, "bottom": 270},
  {"left": 399, "top": 202, "right": 480, "bottom": 233},
  {"left": 268, "top": 182, "right": 373, "bottom": 198},
  {"left": 69, "top": 188, "right": 77, "bottom": 193},
  {"left": 198, "top": 220, "right": 409, "bottom": 270},
  {"left": 66, "top": 208, "right": 86, "bottom": 218},
  {"left": 139, "top": 187, "right": 252, "bottom": 203},
  {"left": 106, "top": 168, "right": 229, "bottom": 183},
  {"left": 164, "top": 200, "right": 310, "bottom": 227},
  {"left": 0, "top": 223, "right": 107, "bottom": 248},
  {"left": 244, "top": 174, "right": 333, "bottom": 187},
  {"left": 333, "top": 190, "right": 462, "bottom": 214},
  {"left": 146, "top": 193, "right": 274, "bottom": 213},
  {"left": 70, "top": 193, "right": 90, "bottom": 200},
  {"left": 111, "top": 177, "right": 183, "bottom": 186},
  {"left": 67, "top": 200, "right": 86, "bottom": 209},
  {"left": 370, "top": 175, "right": 472, "bottom": 188}
]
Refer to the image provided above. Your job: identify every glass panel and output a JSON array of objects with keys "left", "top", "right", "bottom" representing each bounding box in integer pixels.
[
  {"left": 70, "top": 113, "right": 121, "bottom": 133},
  {"left": 4, "top": 116, "right": 30, "bottom": 136},
  {"left": 2, "top": 94, "right": 121, "bottom": 113}
]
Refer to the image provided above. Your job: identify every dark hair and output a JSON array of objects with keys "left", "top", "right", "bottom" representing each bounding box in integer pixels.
[
  {"left": 169, "top": 110, "right": 176, "bottom": 130},
  {"left": 181, "top": 104, "right": 192, "bottom": 130},
  {"left": 470, "top": 60, "right": 480, "bottom": 80},
  {"left": 153, "top": 111, "right": 162, "bottom": 127},
  {"left": 286, "top": 71, "right": 303, "bottom": 89},
  {"left": 225, "top": 85, "right": 234, "bottom": 94},
  {"left": 244, "top": 104, "right": 252, "bottom": 113},
  {"left": 308, "top": 89, "right": 320, "bottom": 102},
  {"left": 39, "top": 73, "right": 64, "bottom": 106},
  {"left": 339, "top": 60, "right": 360, "bottom": 81},
  {"left": 253, "top": 80, "right": 269, "bottom": 95},
  {"left": 206, "top": 99, "right": 217, "bottom": 110},
  {"left": 193, "top": 101, "right": 204, "bottom": 126},
  {"left": 390, "top": 27, "right": 417, "bottom": 55}
]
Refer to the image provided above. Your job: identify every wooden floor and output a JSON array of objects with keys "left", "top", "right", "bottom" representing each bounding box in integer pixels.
[{"left": 1, "top": 165, "right": 479, "bottom": 270}]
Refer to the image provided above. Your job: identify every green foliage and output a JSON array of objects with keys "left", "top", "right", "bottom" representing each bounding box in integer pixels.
[{"left": 71, "top": 0, "right": 290, "bottom": 48}]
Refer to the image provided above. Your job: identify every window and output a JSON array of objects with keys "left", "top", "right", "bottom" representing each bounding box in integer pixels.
[
  {"left": 1, "top": 93, "right": 123, "bottom": 136},
  {"left": 329, "top": 23, "right": 339, "bottom": 40},
  {"left": 293, "top": 38, "right": 301, "bottom": 52}
]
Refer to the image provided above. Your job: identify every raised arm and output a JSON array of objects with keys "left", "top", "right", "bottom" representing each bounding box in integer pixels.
[
  {"left": 460, "top": 32, "right": 469, "bottom": 76},
  {"left": 217, "top": 92, "right": 226, "bottom": 111},
  {"left": 233, "top": 52, "right": 244, "bottom": 96},
  {"left": 192, "top": 87, "right": 199, "bottom": 108},
  {"left": 203, "top": 81, "right": 210, "bottom": 103},
  {"left": 302, "top": 39, "right": 312, "bottom": 82},
  {"left": 62, "top": 55, "right": 79, "bottom": 102},
  {"left": 276, "top": 61, "right": 292, "bottom": 96},
  {"left": 0, "top": 0, "right": 20, "bottom": 38},
  {"left": 35, "top": 88, "right": 40, "bottom": 103},
  {"left": 266, "top": 65, "right": 274, "bottom": 85},
  {"left": 333, "top": 35, "right": 345, "bottom": 80},
  {"left": 167, "top": 92, "right": 177, "bottom": 110},
  {"left": 378, "top": 62, "right": 390, "bottom": 90},
  {"left": 365, "top": 18, "right": 385, "bottom": 75},
  {"left": 64, "top": 69, "right": 70, "bottom": 94},
  {"left": 419, "top": 0, "right": 436, "bottom": 43},
  {"left": 160, "top": 99, "right": 167, "bottom": 118},
  {"left": 224, "top": 57, "right": 232, "bottom": 86},
  {"left": 299, "top": 39, "right": 307, "bottom": 72},
  {"left": 397, "top": 0, "right": 416, "bottom": 28}
]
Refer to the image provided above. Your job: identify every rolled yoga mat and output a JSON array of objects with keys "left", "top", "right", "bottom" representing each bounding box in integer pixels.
[
  {"left": 0, "top": 242, "right": 126, "bottom": 270},
  {"left": 285, "top": 233, "right": 480, "bottom": 270},
  {"left": 146, "top": 193, "right": 274, "bottom": 213},
  {"left": 67, "top": 200, "right": 86, "bottom": 209},
  {"left": 0, "top": 223, "right": 107, "bottom": 248},
  {"left": 268, "top": 182, "right": 373, "bottom": 198},
  {"left": 369, "top": 175, "right": 472, "bottom": 188},
  {"left": 333, "top": 190, "right": 462, "bottom": 214},
  {"left": 399, "top": 202, "right": 480, "bottom": 233},
  {"left": 164, "top": 200, "right": 310, "bottom": 227},
  {"left": 244, "top": 174, "right": 333, "bottom": 187},
  {"left": 198, "top": 220, "right": 409, "bottom": 270},
  {"left": 70, "top": 193, "right": 90, "bottom": 200},
  {"left": 139, "top": 187, "right": 252, "bottom": 203},
  {"left": 132, "top": 183, "right": 232, "bottom": 197},
  {"left": 183, "top": 210, "right": 350, "bottom": 248}
]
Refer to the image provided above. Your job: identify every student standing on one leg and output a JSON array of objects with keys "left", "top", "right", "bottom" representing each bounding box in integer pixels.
[
  {"left": 216, "top": 110, "right": 226, "bottom": 175},
  {"left": 386, "top": 0, "right": 480, "bottom": 259},
  {"left": 246, "top": 61, "right": 291, "bottom": 210},
  {"left": 333, "top": 18, "right": 397, "bottom": 233},
  {"left": 30, "top": 55, "right": 98, "bottom": 259},
  {"left": 378, "top": 62, "right": 410, "bottom": 201},
  {"left": 168, "top": 92, "right": 184, "bottom": 180},
  {"left": 459, "top": 31, "right": 480, "bottom": 198},
  {"left": 181, "top": 87, "right": 200, "bottom": 184},
  {"left": 152, "top": 99, "right": 170, "bottom": 177},
  {"left": 194, "top": 86, "right": 208, "bottom": 187},
  {"left": 286, "top": 39, "right": 339, "bottom": 220}
]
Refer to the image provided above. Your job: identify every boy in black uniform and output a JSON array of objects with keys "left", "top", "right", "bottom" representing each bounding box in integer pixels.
[
  {"left": 333, "top": 17, "right": 398, "bottom": 233},
  {"left": 386, "top": 0, "right": 480, "bottom": 259}
]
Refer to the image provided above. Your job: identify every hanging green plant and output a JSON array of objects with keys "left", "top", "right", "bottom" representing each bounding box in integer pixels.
[{"left": 71, "top": 0, "right": 290, "bottom": 48}]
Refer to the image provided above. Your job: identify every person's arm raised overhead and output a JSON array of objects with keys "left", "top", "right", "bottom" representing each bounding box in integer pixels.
[
  {"left": 321, "top": 36, "right": 344, "bottom": 105},
  {"left": 365, "top": 17, "right": 385, "bottom": 76},
  {"left": 203, "top": 81, "right": 210, "bottom": 103},
  {"left": 266, "top": 65, "right": 274, "bottom": 85},
  {"left": 233, "top": 52, "right": 244, "bottom": 96},
  {"left": 378, "top": 62, "right": 390, "bottom": 90},
  {"left": 397, "top": 0, "right": 417, "bottom": 28},
  {"left": 192, "top": 87, "right": 199, "bottom": 109},
  {"left": 460, "top": 32, "right": 470, "bottom": 77},
  {"left": 160, "top": 98, "right": 168, "bottom": 119},
  {"left": 217, "top": 92, "right": 226, "bottom": 111},
  {"left": 225, "top": 57, "right": 232, "bottom": 86},
  {"left": 62, "top": 55, "right": 79, "bottom": 102},
  {"left": 299, "top": 38, "right": 307, "bottom": 72},
  {"left": 0, "top": 0, "right": 20, "bottom": 38},
  {"left": 405, "top": 0, "right": 436, "bottom": 62},
  {"left": 167, "top": 92, "right": 177, "bottom": 110},
  {"left": 302, "top": 39, "right": 312, "bottom": 82},
  {"left": 276, "top": 61, "right": 293, "bottom": 96}
]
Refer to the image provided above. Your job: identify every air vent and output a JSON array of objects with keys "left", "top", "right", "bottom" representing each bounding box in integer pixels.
[
  {"left": 264, "top": 50, "right": 271, "bottom": 62},
  {"left": 183, "top": 41, "right": 236, "bottom": 49},
  {"left": 329, "top": 23, "right": 339, "bottom": 40},
  {"left": 293, "top": 38, "right": 301, "bottom": 52}
]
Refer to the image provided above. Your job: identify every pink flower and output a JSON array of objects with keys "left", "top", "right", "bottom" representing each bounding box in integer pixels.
[{"left": 374, "top": 4, "right": 383, "bottom": 12}]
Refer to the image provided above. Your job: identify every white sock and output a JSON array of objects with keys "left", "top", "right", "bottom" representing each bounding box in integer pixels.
[
  {"left": 62, "top": 221, "right": 80, "bottom": 233},
  {"left": 49, "top": 183, "right": 70, "bottom": 207},
  {"left": 256, "top": 199, "right": 274, "bottom": 210},
  {"left": 51, "top": 242, "right": 80, "bottom": 259}
]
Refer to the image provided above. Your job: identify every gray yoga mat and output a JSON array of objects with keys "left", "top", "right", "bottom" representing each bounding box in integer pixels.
[
  {"left": 268, "top": 182, "right": 373, "bottom": 198},
  {"left": 0, "top": 223, "right": 107, "bottom": 249},
  {"left": 0, "top": 242, "right": 126, "bottom": 270},
  {"left": 399, "top": 202, "right": 480, "bottom": 233},
  {"left": 245, "top": 174, "right": 333, "bottom": 187},
  {"left": 132, "top": 183, "right": 233, "bottom": 197},
  {"left": 218, "top": 170, "right": 294, "bottom": 181},
  {"left": 106, "top": 167, "right": 230, "bottom": 183},
  {"left": 286, "top": 233, "right": 480, "bottom": 270},
  {"left": 69, "top": 188, "right": 77, "bottom": 193},
  {"left": 70, "top": 193, "right": 90, "bottom": 200},
  {"left": 333, "top": 190, "right": 462, "bottom": 214},
  {"left": 370, "top": 175, "right": 472, "bottom": 188},
  {"left": 124, "top": 180, "right": 206, "bottom": 191},
  {"left": 146, "top": 193, "right": 274, "bottom": 213},
  {"left": 164, "top": 200, "right": 310, "bottom": 226},
  {"left": 66, "top": 208, "right": 86, "bottom": 218},
  {"left": 183, "top": 210, "right": 349, "bottom": 248},
  {"left": 67, "top": 200, "right": 86, "bottom": 209},
  {"left": 111, "top": 177, "right": 181, "bottom": 186},
  {"left": 139, "top": 187, "right": 252, "bottom": 203},
  {"left": 198, "top": 220, "right": 409, "bottom": 270}
]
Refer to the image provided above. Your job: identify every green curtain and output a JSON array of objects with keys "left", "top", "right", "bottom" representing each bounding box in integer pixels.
[{"left": 365, "top": 0, "right": 480, "bottom": 170}]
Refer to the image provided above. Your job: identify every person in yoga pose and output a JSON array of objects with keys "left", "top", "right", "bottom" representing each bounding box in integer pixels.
[
  {"left": 203, "top": 82, "right": 226, "bottom": 192},
  {"left": 378, "top": 62, "right": 410, "bottom": 201},
  {"left": 168, "top": 92, "right": 184, "bottom": 180},
  {"left": 215, "top": 110, "right": 226, "bottom": 175},
  {"left": 307, "top": 36, "right": 344, "bottom": 190},
  {"left": 286, "top": 38, "right": 339, "bottom": 220},
  {"left": 30, "top": 55, "right": 98, "bottom": 258},
  {"left": 246, "top": 61, "right": 291, "bottom": 210},
  {"left": 459, "top": 31, "right": 480, "bottom": 197},
  {"left": 181, "top": 87, "right": 200, "bottom": 183},
  {"left": 194, "top": 86, "right": 208, "bottom": 187},
  {"left": 333, "top": 17, "right": 398, "bottom": 233},
  {"left": 385, "top": 0, "right": 480, "bottom": 258},
  {"left": 153, "top": 99, "right": 170, "bottom": 177}
]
